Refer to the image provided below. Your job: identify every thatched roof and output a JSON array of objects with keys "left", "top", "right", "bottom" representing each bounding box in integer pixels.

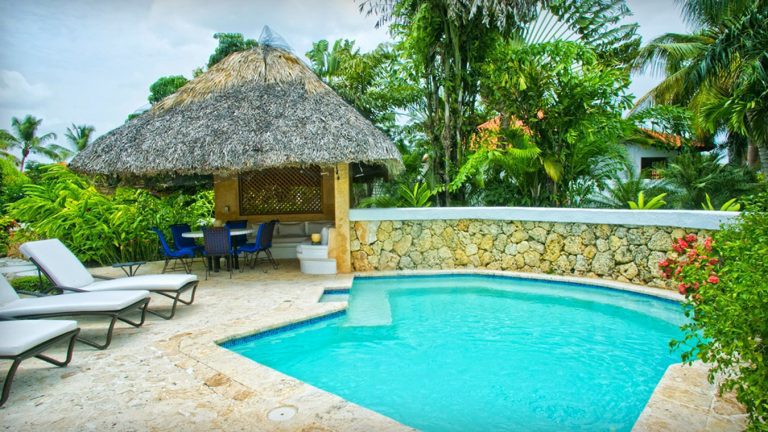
[{"left": 70, "top": 46, "right": 402, "bottom": 178}]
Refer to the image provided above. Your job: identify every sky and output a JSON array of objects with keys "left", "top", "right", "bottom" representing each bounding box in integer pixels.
[{"left": 0, "top": 0, "right": 686, "bottom": 160}]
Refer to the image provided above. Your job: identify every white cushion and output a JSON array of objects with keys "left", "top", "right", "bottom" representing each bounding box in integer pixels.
[
  {"left": 20, "top": 239, "right": 94, "bottom": 288},
  {"left": 0, "top": 290, "right": 150, "bottom": 318},
  {"left": 321, "top": 227, "right": 331, "bottom": 245},
  {"left": 277, "top": 222, "right": 306, "bottom": 237},
  {"left": 272, "top": 235, "right": 309, "bottom": 245},
  {"left": 0, "top": 320, "right": 78, "bottom": 356},
  {"left": 84, "top": 274, "right": 197, "bottom": 292},
  {"left": 306, "top": 221, "right": 332, "bottom": 235},
  {"left": 0, "top": 275, "right": 20, "bottom": 306}
]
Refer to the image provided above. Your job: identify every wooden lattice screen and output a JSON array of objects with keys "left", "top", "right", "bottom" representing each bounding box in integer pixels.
[{"left": 239, "top": 167, "right": 323, "bottom": 215}]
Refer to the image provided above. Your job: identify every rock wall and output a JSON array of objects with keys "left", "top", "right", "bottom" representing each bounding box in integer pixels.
[{"left": 350, "top": 219, "right": 711, "bottom": 289}]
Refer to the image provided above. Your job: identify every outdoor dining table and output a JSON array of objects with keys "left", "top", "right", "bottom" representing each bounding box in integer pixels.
[{"left": 182, "top": 228, "right": 254, "bottom": 271}]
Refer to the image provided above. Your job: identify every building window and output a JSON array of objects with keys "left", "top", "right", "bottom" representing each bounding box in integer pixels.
[
  {"left": 239, "top": 167, "right": 323, "bottom": 215},
  {"left": 640, "top": 157, "right": 668, "bottom": 179}
]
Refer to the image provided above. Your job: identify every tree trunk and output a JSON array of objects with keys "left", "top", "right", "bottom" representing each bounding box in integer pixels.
[
  {"left": 747, "top": 141, "right": 760, "bottom": 169},
  {"left": 757, "top": 144, "right": 768, "bottom": 180}
]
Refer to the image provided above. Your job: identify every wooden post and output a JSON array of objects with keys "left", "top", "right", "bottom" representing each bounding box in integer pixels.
[{"left": 333, "top": 163, "right": 352, "bottom": 273}]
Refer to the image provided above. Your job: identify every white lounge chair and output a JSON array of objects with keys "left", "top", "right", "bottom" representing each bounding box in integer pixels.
[
  {"left": 0, "top": 319, "right": 80, "bottom": 407},
  {"left": 20, "top": 239, "right": 200, "bottom": 320},
  {"left": 0, "top": 276, "right": 149, "bottom": 350}
]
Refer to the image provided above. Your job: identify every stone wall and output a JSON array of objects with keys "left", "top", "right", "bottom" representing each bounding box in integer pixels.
[{"left": 350, "top": 219, "right": 712, "bottom": 289}]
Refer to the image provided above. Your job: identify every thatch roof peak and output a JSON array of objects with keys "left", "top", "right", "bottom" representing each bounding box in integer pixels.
[
  {"left": 71, "top": 46, "right": 402, "bottom": 179},
  {"left": 153, "top": 47, "right": 327, "bottom": 113}
]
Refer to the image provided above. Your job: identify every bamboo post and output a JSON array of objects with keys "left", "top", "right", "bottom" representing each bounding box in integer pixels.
[{"left": 333, "top": 163, "right": 352, "bottom": 273}]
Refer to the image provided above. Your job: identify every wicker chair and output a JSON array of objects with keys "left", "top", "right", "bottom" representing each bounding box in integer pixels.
[{"left": 202, "top": 227, "right": 234, "bottom": 280}]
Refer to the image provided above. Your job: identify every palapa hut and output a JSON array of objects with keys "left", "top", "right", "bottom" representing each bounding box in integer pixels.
[{"left": 70, "top": 45, "right": 403, "bottom": 272}]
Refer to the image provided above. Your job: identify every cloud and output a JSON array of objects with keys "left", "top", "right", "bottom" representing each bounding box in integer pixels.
[{"left": 0, "top": 70, "right": 51, "bottom": 109}]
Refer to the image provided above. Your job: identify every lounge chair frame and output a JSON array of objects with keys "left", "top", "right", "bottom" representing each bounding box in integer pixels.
[
  {"left": 0, "top": 326, "right": 80, "bottom": 407},
  {"left": 27, "top": 257, "right": 199, "bottom": 321},
  {"left": 13, "top": 289, "right": 150, "bottom": 350}
]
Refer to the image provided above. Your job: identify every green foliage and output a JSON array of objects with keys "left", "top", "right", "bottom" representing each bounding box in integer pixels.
[
  {"left": 0, "top": 157, "right": 29, "bottom": 211},
  {"left": 9, "top": 275, "right": 52, "bottom": 294},
  {"left": 701, "top": 193, "right": 741, "bottom": 211},
  {"left": 475, "top": 40, "right": 631, "bottom": 206},
  {"left": 358, "top": 182, "right": 434, "bottom": 208},
  {"left": 589, "top": 167, "right": 668, "bottom": 208},
  {"left": 397, "top": 182, "right": 433, "bottom": 207},
  {"left": 742, "top": 189, "right": 768, "bottom": 212},
  {"left": 668, "top": 213, "right": 768, "bottom": 429},
  {"left": 659, "top": 152, "right": 759, "bottom": 209},
  {"left": 0, "top": 215, "right": 18, "bottom": 256},
  {"left": 627, "top": 191, "right": 667, "bottom": 209},
  {"left": 148, "top": 75, "right": 189, "bottom": 105},
  {"left": 207, "top": 33, "right": 258, "bottom": 68},
  {"left": 8, "top": 165, "right": 213, "bottom": 265}
]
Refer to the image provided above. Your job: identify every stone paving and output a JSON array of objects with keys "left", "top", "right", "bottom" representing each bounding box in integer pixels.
[{"left": 0, "top": 261, "right": 745, "bottom": 431}]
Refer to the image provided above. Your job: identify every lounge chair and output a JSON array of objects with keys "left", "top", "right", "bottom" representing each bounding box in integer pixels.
[
  {"left": 0, "top": 276, "right": 149, "bottom": 350},
  {"left": 0, "top": 319, "right": 80, "bottom": 407},
  {"left": 19, "top": 238, "right": 199, "bottom": 320}
]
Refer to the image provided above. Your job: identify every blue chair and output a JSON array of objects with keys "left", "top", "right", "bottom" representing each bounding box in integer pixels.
[
  {"left": 225, "top": 220, "right": 248, "bottom": 249},
  {"left": 237, "top": 220, "right": 279, "bottom": 271},
  {"left": 202, "top": 227, "right": 234, "bottom": 280},
  {"left": 151, "top": 227, "right": 195, "bottom": 274},
  {"left": 170, "top": 224, "right": 204, "bottom": 256}
]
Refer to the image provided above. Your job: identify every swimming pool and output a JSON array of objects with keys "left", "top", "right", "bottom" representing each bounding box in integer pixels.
[{"left": 223, "top": 275, "right": 685, "bottom": 431}]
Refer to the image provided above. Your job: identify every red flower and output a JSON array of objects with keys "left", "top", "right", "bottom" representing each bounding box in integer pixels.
[
  {"left": 685, "top": 234, "right": 697, "bottom": 243},
  {"left": 708, "top": 258, "right": 718, "bottom": 266},
  {"left": 659, "top": 259, "right": 669, "bottom": 267},
  {"left": 708, "top": 275, "right": 719, "bottom": 284}
]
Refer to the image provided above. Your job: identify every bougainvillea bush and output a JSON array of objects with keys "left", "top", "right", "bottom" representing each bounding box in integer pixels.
[{"left": 660, "top": 213, "right": 768, "bottom": 430}]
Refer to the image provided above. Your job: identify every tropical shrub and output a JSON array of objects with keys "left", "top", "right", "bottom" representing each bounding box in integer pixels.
[
  {"left": 358, "top": 182, "right": 434, "bottom": 208},
  {"left": 659, "top": 151, "right": 759, "bottom": 209},
  {"left": 8, "top": 165, "right": 213, "bottom": 265},
  {"left": 701, "top": 194, "right": 740, "bottom": 211},
  {"left": 589, "top": 166, "right": 669, "bottom": 209},
  {"left": 627, "top": 191, "right": 667, "bottom": 210},
  {"left": 470, "top": 41, "right": 631, "bottom": 206},
  {"left": 661, "top": 215, "right": 768, "bottom": 429},
  {"left": 9, "top": 275, "right": 52, "bottom": 294}
]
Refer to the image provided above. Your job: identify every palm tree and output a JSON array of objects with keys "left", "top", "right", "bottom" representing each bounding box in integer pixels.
[
  {"left": 1, "top": 115, "right": 70, "bottom": 171},
  {"left": 632, "top": 0, "right": 767, "bottom": 176},
  {"left": 65, "top": 124, "right": 95, "bottom": 152}
]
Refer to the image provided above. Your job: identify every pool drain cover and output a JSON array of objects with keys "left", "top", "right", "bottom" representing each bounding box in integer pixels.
[{"left": 268, "top": 406, "right": 297, "bottom": 421}]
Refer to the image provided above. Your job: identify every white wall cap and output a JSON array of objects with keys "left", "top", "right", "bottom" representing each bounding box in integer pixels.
[{"left": 349, "top": 207, "right": 739, "bottom": 230}]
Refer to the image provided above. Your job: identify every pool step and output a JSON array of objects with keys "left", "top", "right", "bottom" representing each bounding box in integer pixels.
[{"left": 344, "top": 286, "right": 392, "bottom": 327}]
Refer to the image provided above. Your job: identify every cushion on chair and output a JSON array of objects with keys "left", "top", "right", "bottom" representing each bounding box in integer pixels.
[
  {"left": 20, "top": 239, "right": 95, "bottom": 288},
  {"left": 0, "top": 290, "right": 150, "bottom": 318},
  {"left": 0, "top": 320, "right": 78, "bottom": 356},
  {"left": 306, "top": 221, "right": 333, "bottom": 235},
  {"left": 85, "top": 274, "right": 197, "bottom": 292},
  {"left": 277, "top": 222, "right": 305, "bottom": 237},
  {"left": 0, "top": 276, "right": 20, "bottom": 306}
]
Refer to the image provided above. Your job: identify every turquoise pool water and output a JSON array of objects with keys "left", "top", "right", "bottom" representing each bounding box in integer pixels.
[{"left": 225, "top": 275, "right": 685, "bottom": 431}]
